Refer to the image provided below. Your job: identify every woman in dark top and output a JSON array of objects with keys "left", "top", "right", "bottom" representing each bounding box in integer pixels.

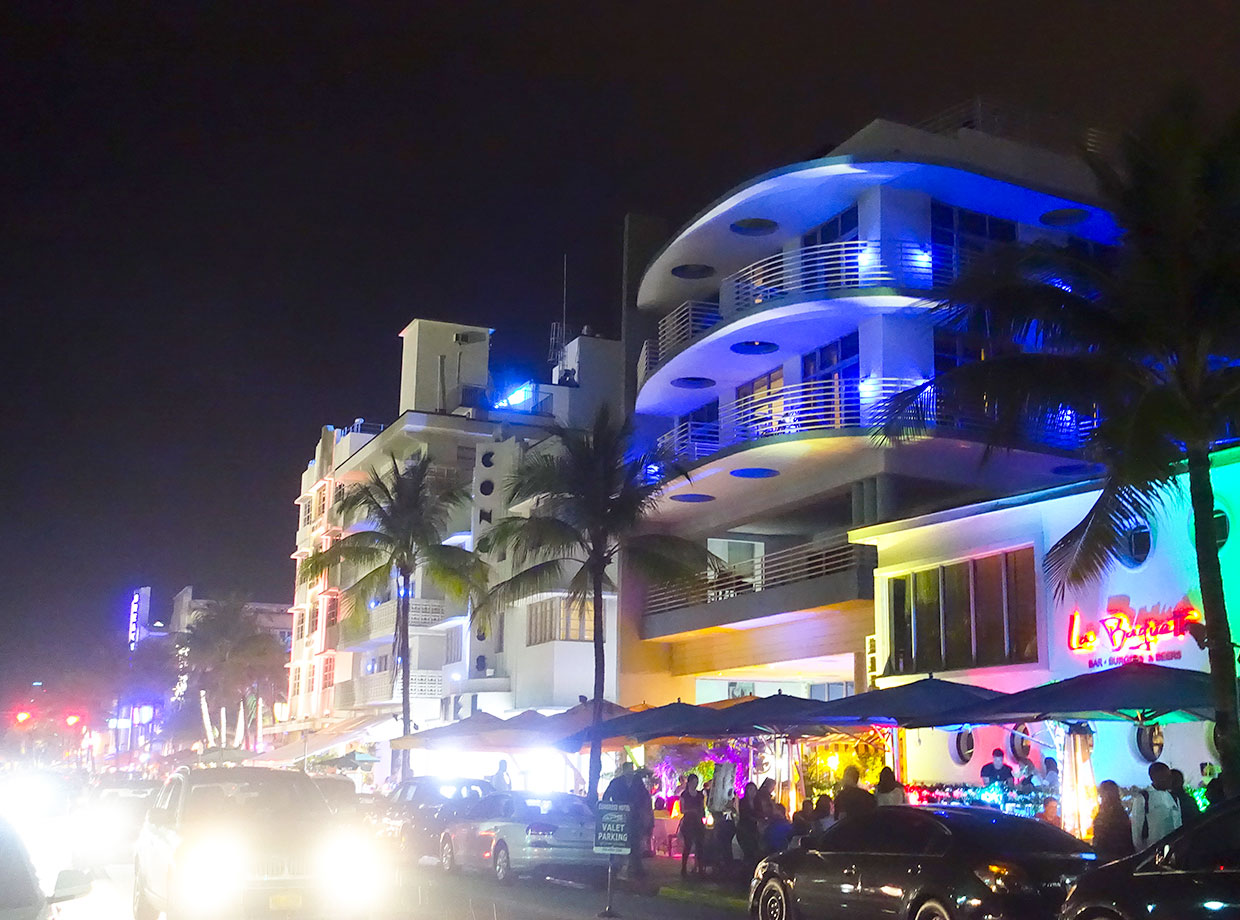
[
  {"left": 736, "top": 781, "right": 760, "bottom": 861},
  {"left": 1092, "top": 780, "right": 1136, "bottom": 863},
  {"left": 679, "top": 774, "right": 706, "bottom": 877}
]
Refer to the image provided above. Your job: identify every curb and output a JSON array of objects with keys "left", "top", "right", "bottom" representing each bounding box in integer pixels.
[{"left": 656, "top": 884, "right": 749, "bottom": 911}]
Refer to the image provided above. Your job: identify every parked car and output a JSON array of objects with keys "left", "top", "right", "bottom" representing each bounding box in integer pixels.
[
  {"left": 0, "top": 817, "right": 92, "bottom": 920},
  {"left": 133, "top": 767, "right": 390, "bottom": 920},
  {"left": 377, "top": 777, "right": 493, "bottom": 858},
  {"left": 1060, "top": 797, "right": 1240, "bottom": 920},
  {"left": 312, "top": 775, "right": 359, "bottom": 815},
  {"left": 751, "top": 805, "right": 1096, "bottom": 920},
  {"left": 438, "top": 792, "right": 606, "bottom": 883}
]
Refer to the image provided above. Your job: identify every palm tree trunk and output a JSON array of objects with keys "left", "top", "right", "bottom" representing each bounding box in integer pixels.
[
  {"left": 1186, "top": 443, "right": 1240, "bottom": 796},
  {"left": 588, "top": 559, "right": 606, "bottom": 804},
  {"left": 398, "top": 573, "right": 413, "bottom": 783}
]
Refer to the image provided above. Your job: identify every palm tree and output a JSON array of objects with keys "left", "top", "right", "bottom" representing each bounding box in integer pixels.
[
  {"left": 478, "top": 405, "right": 716, "bottom": 801},
  {"left": 183, "top": 597, "right": 287, "bottom": 748},
  {"left": 880, "top": 94, "right": 1240, "bottom": 793},
  {"left": 299, "top": 453, "right": 485, "bottom": 781}
]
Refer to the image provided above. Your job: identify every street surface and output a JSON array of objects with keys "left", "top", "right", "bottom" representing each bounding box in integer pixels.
[{"left": 60, "top": 860, "right": 747, "bottom": 920}]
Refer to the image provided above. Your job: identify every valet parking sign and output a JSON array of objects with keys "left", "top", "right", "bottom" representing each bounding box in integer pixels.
[{"left": 594, "top": 802, "right": 631, "bottom": 855}]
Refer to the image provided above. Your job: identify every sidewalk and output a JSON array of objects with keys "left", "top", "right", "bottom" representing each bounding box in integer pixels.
[{"left": 615, "top": 854, "right": 751, "bottom": 912}]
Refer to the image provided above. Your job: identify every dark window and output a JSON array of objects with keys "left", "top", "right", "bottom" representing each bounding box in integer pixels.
[
  {"left": 1007, "top": 548, "right": 1038, "bottom": 663},
  {"left": 889, "top": 575, "right": 913, "bottom": 674},
  {"left": 1118, "top": 520, "right": 1152, "bottom": 568},
  {"left": 930, "top": 202, "right": 1021, "bottom": 286},
  {"left": 801, "top": 205, "right": 860, "bottom": 289},
  {"left": 913, "top": 569, "right": 943, "bottom": 672},
  {"left": 889, "top": 548, "right": 1037, "bottom": 675},
  {"left": 802, "top": 332, "right": 860, "bottom": 384},
  {"left": 973, "top": 554, "right": 1007, "bottom": 667},
  {"left": 875, "top": 814, "right": 950, "bottom": 855},
  {"left": 942, "top": 562, "right": 973, "bottom": 670},
  {"left": 801, "top": 205, "right": 859, "bottom": 249},
  {"left": 933, "top": 329, "right": 985, "bottom": 377}
]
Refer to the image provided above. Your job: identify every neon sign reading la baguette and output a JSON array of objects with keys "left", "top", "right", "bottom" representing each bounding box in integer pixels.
[{"left": 1068, "top": 595, "right": 1200, "bottom": 654}]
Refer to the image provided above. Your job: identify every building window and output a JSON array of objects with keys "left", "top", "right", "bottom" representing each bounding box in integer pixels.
[
  {"left": 301, "top": 501, "right": 313, "bottom": 527},
  {"left": 456, "top": 445, "right": 477, "bottom": 476},
  {"left": 446, "top": 627, "right": 463, "bottom": 664},
  {"left": 311, "top": 602, "right": 321, "bottom": 633},
  {"left": 527, "top": 597, "right": 596, "bottom": 646},
  {"left": 1117, "top": 519, "right": 1153, "bottom": 569},
  {"left": 313, "top": 488, "right": 327, "bottom": 519},
  {"left": 495, "top": 612, "right": 505, "bottom": 653},
  {"left": 290, "top": 667, "right": 301, "bottom": 697},
  {"left": 802, "top": 204, "right": 859, "bottom": 248},
  {"left": 308, "top": 664, "right": 317, "bottom": 694},
  {"left": 886, "top": 547, "right": 1038, "bottom": 675},
  {"left": 325, "top": 596, "right": 339, "bottom": 627},
  {"left": 322, "top": 656, "right": 335, "bottom": 689},
  {"left": 294, "top": 613, "right": 304, "bottom": 640},
  {"left": 736, "top": 368, "right": 785, "bottom": 433},
  {"left": 933, "top": 329, "right": 986, "bottom": 376},
  {"left": 952, "top": 730, "right": 975, "bottom": 765},
  {"left": 931, "top": 201, "right": 1017, "bottom": 285}
]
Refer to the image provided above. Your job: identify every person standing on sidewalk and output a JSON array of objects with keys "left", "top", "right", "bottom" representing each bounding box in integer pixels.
[
  {"left": 679, "top": 774, "right": 706, "bottom": 877},
  {"left": 1132, "top": 762, "right": 1182, "bottom": 851}
]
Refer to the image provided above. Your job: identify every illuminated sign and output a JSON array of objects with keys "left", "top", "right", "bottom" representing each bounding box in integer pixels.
[
  {"left": 494, "top": 382, "right": 533, "bottom": 409},
  {"left": 127, "top": 592, "right": 141, "bottom": 651},
  {"left": 1068, "top": 595, "right": 1200, "bottom": 668}
]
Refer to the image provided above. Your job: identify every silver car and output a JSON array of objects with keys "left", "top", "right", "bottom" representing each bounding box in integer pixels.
[{"left": 438, "top": 793, "right": 607, "bottom": 883}]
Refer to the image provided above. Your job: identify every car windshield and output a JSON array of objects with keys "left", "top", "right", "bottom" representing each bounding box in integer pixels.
[
  {"left": 934, "top": 809, "right": 1092, "bottom": 855},
  {"left": 185, "top": 773, "right": 330, "bottom": 822}
]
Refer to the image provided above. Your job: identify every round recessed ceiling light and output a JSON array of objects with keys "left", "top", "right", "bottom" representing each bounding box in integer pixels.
[
  {"left": 670, "top": 263, "right": 716, "bottom": 280},
  {"left": 729, "top": 218, "right": 779, "bottom": 236},
  {"left": 671, "top": 376, "right": 716, "bottom": 389},
  {"left": 730, "top": 467, "right": 780, "bottom": 479},
  {"left": 730, "top": 340, "right": 779, "bottom": 355},
  {"left": 1040, "top": 207, "right": 1089, "bottom": 228},
  {"left": 670, "top": 493, "right": 716, "bottom": 503},
  {"left": 1052, "top": 462, "right": 1105, "bottom": 477}
]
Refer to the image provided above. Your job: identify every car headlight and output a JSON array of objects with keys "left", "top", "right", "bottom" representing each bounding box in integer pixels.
[
  {"left": 317, "top": 830, "right": 389, "bottom": 906},
  {"left": 178, "top": 835, "right": 248, "bottom": 905}
]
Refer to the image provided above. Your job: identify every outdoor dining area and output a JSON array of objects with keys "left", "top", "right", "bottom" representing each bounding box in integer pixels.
[{"left": 374, "top": 660, "right": 1218, "bottom": 846}]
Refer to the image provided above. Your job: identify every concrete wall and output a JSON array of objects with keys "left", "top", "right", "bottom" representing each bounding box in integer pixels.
[{"left": 398, "top": 319, "right": 491, "bottom": 415}]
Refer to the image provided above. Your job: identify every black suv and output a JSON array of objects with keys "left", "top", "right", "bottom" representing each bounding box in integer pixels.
[
  {"left": 377, "top": 777, "right": 493, "bottom": 858},
  {"left": 1060, "top": 798, "right": 1240, "bottom": 920}
]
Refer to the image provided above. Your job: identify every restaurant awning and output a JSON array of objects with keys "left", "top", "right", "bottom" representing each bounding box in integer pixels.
[
  {"left": 557, "top": 701, "right": 712, "bottom": 750},
  {"left": 248, "top": 714, "right": 392, "bottom": 764},
  {"left": 903, "top": 662, "right": 1214, "bottom": 728},
  {"left": 389, "top": 712, "right": 504, "bottom": 750},
  {"left": 787, "top": 677, "right": 1009, "bottom": 728}
]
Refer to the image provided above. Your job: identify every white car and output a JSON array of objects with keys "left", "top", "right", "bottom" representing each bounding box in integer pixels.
[
  {"left": 438, "top": 793, "right": 608, "bottom": 883},
  {"left": 0, "top": 817, "right": 91, "bottom": 920}
]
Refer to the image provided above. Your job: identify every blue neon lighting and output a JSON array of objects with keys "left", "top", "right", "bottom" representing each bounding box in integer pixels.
[
  {"left": 494, "top": 382, "right": 534, "bottom": 409},
  {"left": 730, "top": 468, "right": 780, "bottom": 479}
]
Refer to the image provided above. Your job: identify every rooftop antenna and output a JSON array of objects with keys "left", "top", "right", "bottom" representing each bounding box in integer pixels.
[
  {"left": 562, "top": 252, "right": 568, "bottom": 332},
  {"left": 549, "top": 253, "right": 573, "bottom": 366}
]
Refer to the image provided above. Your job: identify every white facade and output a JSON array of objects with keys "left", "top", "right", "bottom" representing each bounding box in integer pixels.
[
  {"left": 854, "top": 447, "right": 1240, "bottom": 788},
  {"left": 619, "top": 107, "right": 1118, "bottom": 709},
  {"left": 285, "top": 318, "right": 624, "bottom": 737}
]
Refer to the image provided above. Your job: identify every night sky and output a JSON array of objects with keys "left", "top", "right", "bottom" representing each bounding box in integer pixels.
[{"left": 4, "top": 3, "right": 1240, "bottom": 700}]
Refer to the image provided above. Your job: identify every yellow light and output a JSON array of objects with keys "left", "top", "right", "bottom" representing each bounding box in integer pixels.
[
  {"left": 15, "top": 711, "right": 31, "bottom": 723},
  {"left": 65, "top": 715, "right": 80, "bottom": 726},
  {"left": 826, "top": 753, "right": 840, "bottom": 772}
]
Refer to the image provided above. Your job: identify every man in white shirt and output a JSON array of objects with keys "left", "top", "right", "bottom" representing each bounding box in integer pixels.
[{"left": 1131, "top": 761, "right": 1182, "bottom": 850}]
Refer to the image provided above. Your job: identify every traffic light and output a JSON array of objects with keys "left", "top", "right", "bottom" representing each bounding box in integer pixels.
[
  {"left": 15, "top": 711, "right": 31, "bottom": 724},
  {"left": 64, "top": 714, "right": 81, "bottom": 727}
]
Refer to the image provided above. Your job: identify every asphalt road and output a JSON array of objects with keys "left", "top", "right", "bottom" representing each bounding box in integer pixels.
[{"left": 60, "top": 861, "right": 748, "bottom": 920}]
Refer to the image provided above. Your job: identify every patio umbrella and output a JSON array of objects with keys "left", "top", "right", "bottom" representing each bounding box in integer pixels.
[
  {"left": 390, "top": 711, "right": 504, "bottom": 750},
  {"left": 791, "top": 677, "right": 1009, "bottom": 728},
  {"left": 463, "top": 710, "right": 553, "bottom": 750},
  {"left": 903, "top": 662, "right": 1214, "bottom": 728},
  {"left": 556, "top": 701, "right": 711, "bottom": 750},
  {"left": 691, "top": 692, "right": 831, "bottom": 736},
  {"left": 316, "top": 751, "right": 379, "bottom": 770}
]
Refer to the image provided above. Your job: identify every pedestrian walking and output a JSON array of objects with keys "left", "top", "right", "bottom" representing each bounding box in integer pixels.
[
  {"left": 736, "top": 781, "right": 761, "bottom": 862},
  {"left": 1091, "top": 780, "right": 1135, "bottom": 864},
  {"left": 1132, "top": 762, "right": 1182, "bottom": 850},
  {"left": 679, "top": 774, "right": 706, "bottom": 877},
  {"left": 1168, "top": 768, "right": 1201, "bottom": 827}
]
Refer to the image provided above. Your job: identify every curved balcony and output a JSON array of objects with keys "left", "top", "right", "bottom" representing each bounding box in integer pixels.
[
  {"left": 638, "top": 241, "right": 973, "bottom": 388},
  {"left": 656, "top": 377, "right": 1094, "bottom": 466}
]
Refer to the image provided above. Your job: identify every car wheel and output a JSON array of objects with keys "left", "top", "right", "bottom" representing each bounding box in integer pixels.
[
  {"left": 757, "top": 878, "right": 797, "bottom": 920},
  {"left": 440, "top": 835, "right": 456, "bottom": 873},
  {"left": 493, "top": 843, "right": 512, "bottom": 884},
  {"left": 131, "top": 865, "right": 157, "bottom": 920},
  {"left": 914, "top": 900, "right": 952, "bottom": 920}
]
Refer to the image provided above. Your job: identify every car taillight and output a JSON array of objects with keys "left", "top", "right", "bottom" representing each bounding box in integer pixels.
[{"left": 973, "top": 862, "right": 1032, "bottom": 894}]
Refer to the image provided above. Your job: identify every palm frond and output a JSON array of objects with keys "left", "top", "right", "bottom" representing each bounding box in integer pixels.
[
  {"left": 623, "top": 533, "right": 721, "bottom": 585},
  {"left": 480, "top": 514, "right": 585, "bottom": 567},
  {"left": 338, "top": 562, "right": 393, "bottom": 620},
  {"left": 480, "top": 558, "right": 578, "bottom": 615},
  {"left": 298, "top": 531, "right": 393, "bottom": 584},
  {"left": 422, "top": 543, "right": 490, "bottom": 605}
]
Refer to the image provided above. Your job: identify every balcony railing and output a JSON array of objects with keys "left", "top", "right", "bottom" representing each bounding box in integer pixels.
[
  {"left": 339, "top": 598, "right": 447, "bottom": 648},
  {"left": 656, "top": 377, "right": 1096, "bottom": 464},
  {"left": 646, "top": 537, "right": 873, "bottom": 615},
  {"left": 333, "top": 669, "right": 443, "bottom": 708},
  {"left": 722, "top": 241, "right": 974, "bottom": 318}
]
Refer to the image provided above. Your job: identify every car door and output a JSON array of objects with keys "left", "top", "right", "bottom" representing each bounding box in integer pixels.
[
  {"left": 852, "top": 811, "right": 950, "bottom": 917},
  {"left": 795, "top": 818, "right": 877, "bottom": 918},
  {"left": 144, "top": 775, "right": 185, "bottom": 907},
  {"left": 1141, "top": 808, "right": 1240, "bottom": 919}
]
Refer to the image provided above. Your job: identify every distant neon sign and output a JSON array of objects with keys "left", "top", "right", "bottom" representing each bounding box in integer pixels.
[
  {"left": 127, "top": 592, "right": 141, "bottom": 651},
  {"left": 1068, "top": 595, "right": 1199, "bottom": 663}
]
